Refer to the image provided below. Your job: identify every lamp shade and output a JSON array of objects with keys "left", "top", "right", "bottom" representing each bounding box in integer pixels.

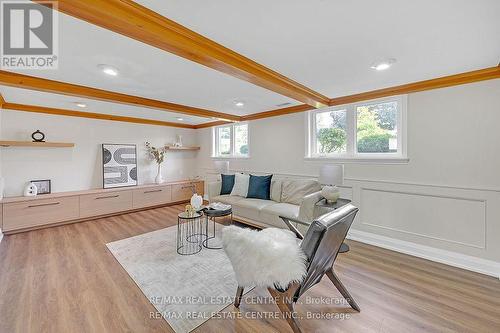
[
  {"left": 213, "top": 160, "right": 229, "bottom": 174},
  {"left": 319, "top": 164, "right": 344, "bottom": 186}
]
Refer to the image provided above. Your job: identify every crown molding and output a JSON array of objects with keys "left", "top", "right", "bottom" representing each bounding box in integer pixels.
[
  {"left": 34, "top": 0, "right": 329, "bottom": 108},
  {"left": 329, "top": 66, "right": 500, "bottom": 106},
  {"left": 2, "top": 103, "right": 196, "bottom": 129},
  {"left": 0, "top": 70, "right": 240, "bottom": 121}
]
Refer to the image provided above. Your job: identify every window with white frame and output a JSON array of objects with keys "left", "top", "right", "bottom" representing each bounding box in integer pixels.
[
  {"left": 213, "top": 123, "right": 249, "bottom": 158},
  {"left": 307, "top": 96, "right": 407, "bottom": 160}
]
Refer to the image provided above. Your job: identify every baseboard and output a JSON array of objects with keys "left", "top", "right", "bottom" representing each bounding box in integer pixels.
[{"left": 347, "top": 229, "right": 500, "bottom": 279}]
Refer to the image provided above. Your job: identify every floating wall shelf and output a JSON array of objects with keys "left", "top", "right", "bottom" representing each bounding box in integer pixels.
[
  {"left": 0, "top": 140, "right": 75, "bottom": 148},
  {"left": 164, "top": 146, "right": 200, "bottom": 151}
]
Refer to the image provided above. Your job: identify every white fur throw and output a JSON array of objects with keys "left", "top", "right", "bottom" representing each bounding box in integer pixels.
[{"left": 222, "top": 225, "right": 307, "bottom": 289}]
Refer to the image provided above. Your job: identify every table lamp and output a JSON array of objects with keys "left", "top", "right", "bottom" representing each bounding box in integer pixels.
[
  {"left": 213, "top": 161, "right": 229, "bottom": 180},
  {"left": 319, "top": 164, "right": 344, "bottom": 203}
]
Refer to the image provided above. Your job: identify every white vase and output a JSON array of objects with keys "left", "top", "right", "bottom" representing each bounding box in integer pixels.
[
  {"left": 190, "top": 193, "right": 203, "bottom": 210},
  {"left": 155, "top": 164, "right": 164, "bottom": 184}
]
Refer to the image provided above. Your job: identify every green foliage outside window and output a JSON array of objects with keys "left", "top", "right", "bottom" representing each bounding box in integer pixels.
[{"left": 317, "top": 127, "right": 346, "bottom": 153}]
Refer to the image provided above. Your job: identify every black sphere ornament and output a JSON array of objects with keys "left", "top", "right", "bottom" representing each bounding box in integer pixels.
[{"left": 31, "top": 130, "right": 46, "bottom": 142}]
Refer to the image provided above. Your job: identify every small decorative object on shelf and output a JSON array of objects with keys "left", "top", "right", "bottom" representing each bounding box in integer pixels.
[
  {"left": 174, "top": 134, "right": 183, "bottom": 147},
  {"left": 31, "top": 130, "right": 46, "bottom": 142},
  {"left": 30, "top": 179, "right": 51, "bottom": 195},
  {"left": 146, "top": 142, "right": 166, "bottom": 184},
  {"left": 23, "top": 182, "right": 38, "bottom": 197}
]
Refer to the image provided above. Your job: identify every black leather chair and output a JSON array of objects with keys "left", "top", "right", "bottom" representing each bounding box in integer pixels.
[{"left": 234, "top": 204, "right": 360, "bottom": 333}]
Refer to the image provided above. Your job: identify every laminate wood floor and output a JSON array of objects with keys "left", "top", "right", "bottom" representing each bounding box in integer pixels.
[{"left": 0, "top": 205, "right": 499, "bottom": 333}]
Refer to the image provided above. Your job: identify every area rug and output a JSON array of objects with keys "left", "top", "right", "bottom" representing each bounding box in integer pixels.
[{"left": 106, "top": 224, "right": 251, "bottom": 333}]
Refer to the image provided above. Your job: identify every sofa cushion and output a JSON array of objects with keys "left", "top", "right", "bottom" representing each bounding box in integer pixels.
[
  {"left": 247, "top": 174, "right": 273, "bottom": 200},
  {"left": 270, "top": 179, "right": 282, "bottom": 202},
  {"left": 281, "top": 179, "right": 321, "bottom": 205},
  {"left": 212, "top": 195, "right": 245, "bottom": 206},
  {"left": 230, "top": 173, "right": 250, "bottom": 197},
  {"left": 231, "top": 198, "right": 274, "bottom": 221},
  {"left": 260, "top": 203, "right": 300, "bottom": 228},
  {"left": 220, "top": 174, "right": 235, "bottom": 195}
]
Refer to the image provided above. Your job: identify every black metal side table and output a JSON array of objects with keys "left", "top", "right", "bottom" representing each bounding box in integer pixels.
[
  {"left": 199, "top": 207, "right": 232, "bottom": 249},
  {"left": 177, "top": 211, "right": 204, "bottom": 255}
]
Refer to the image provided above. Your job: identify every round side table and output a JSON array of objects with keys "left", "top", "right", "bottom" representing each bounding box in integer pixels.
[
  {"left": 201, "top": 207, "right": 232, "bottom": 249},
  {"left": 177, "top": 211, "right": 204, "bottom": 255}
]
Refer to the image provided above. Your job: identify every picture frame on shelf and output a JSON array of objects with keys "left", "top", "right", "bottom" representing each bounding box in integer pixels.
[
  {"left": 102, "top": 143, "right": 138, "bottom": 189},
  {"left": 30, "top": 179, "right": 51, "bottom": 194}
]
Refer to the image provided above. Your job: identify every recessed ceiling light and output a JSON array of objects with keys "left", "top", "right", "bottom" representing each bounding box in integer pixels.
[
  {"left": 234, "top": 101, "right": 245, "bottom": 107},
  {"left": 98, "top": 64, "right": 119, "bottom": 76},
  {"left": 75, "top": 102, "right": 87, "bottom": 108},
  {"left": 370, "top": 58, "right": 396, "bottom": 71},
  {"left": 176, "top": 117, "right": 184, "bottom": 121}
]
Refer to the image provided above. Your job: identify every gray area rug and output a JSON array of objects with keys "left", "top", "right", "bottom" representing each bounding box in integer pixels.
[{"left": 106, "top": 225, "right": 250, "bottom": 333}]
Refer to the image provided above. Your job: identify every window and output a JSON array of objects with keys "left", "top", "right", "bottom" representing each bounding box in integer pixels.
[
  {"left": 307, "top": 96, "right": 407, "bottom": 161},
  {"left": 213, "top": 123, "right": 249, "bottom": 158}
]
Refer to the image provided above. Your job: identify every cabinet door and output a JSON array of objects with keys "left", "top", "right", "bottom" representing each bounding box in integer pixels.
[
  {"left": 171, "top": 182, "right": 204, "bottom": 202},
  {"left": 80, "top": 190, "right": 133, "bottom": 218},
  {"left": 133, "top": 185, "right": 172, "bottom": 209},
  {"left": 3, "top": 196, "right": 80, "bottom": 231}
]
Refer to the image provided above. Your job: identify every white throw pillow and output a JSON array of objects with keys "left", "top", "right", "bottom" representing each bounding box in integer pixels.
[{"left": 230, "top": 173, "right": 250, "bottom": 197}]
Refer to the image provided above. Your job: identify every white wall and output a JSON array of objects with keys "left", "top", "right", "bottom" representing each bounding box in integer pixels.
[
  {"left": 1, "top": 111, "right": 199, "bottom": 196},
  {"left": 197, "top": 79, "right": 500, "bottom": 270}
]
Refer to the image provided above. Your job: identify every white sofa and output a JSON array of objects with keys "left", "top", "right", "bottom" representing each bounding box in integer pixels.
[{"left": 207, "top": 179, "right": 324, "bottom": 229}]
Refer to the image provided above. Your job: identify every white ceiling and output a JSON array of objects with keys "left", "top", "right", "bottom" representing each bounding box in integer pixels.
[
  {"left": 138, "top": 0, "right": 500, "bottom": 97},
  {"left": 5, "top": 6, "right": 299, "bottom": 117},
  {"left": 2, "top": 0, "right": 499, "bottom": 124}
]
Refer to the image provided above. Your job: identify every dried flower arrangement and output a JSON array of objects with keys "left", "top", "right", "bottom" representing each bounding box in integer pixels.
[{"left": 145, "top": 142, "right": 166, "bottom": 164}]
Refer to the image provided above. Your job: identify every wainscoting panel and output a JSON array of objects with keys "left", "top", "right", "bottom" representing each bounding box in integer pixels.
[
  {"left": 200, "top": 168, "right": 500, "bottom": 274},
  {"left": 359, "top": 187, "right": 486, "bottom": 249}
]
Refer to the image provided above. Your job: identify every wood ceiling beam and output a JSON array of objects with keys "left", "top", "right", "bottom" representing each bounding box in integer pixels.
[
  {"left": 2, "top": 103, "right": 196, "bottom": 129},
  {"left": 33, "top": 0, "right": 329, "bottom": 108},
  {"left": 0, "top": 70, "right": 241, "bottom": 121},
  {"left": 329, "top": 66, "right": 500, "bottom": 106},
  {"left": 194, "top": 120, "right": 232, "bottom": 129},
  {"left": 0, "top": 93, "right": 5, "bottom": 108},
  {"left": 241, "top": 104, "right": 315, "bottom": 121}
]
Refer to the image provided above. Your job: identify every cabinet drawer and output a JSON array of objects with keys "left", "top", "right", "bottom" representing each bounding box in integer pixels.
[
  {"left": 171, "top": 182, "right": 204, "bottom": 202},
  {"left": 133, "top": 185, "right": 172, "bottom": 209},
  {"left": 80, "top": 190, "right": 133, "bottom": 218},
  {"left": 3, "top": 196, "right": 79, "bottom": 231}
]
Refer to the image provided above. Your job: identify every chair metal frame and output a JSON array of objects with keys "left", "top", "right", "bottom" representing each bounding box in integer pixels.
[{"left": 233, "top": 204, "right": 360, "bottom": 333}]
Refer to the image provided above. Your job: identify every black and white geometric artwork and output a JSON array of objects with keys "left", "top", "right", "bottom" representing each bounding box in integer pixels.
[{"left": 102, "top": 144, "right": 138, "bottom": 189}]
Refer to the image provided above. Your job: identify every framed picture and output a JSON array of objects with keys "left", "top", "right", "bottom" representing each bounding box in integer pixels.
[
  {"left": 102, "top": 144, "right": 138, "bottom": 189},
  {"left": 31, "top": 179, "right": 51, "bottom": 194}
]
